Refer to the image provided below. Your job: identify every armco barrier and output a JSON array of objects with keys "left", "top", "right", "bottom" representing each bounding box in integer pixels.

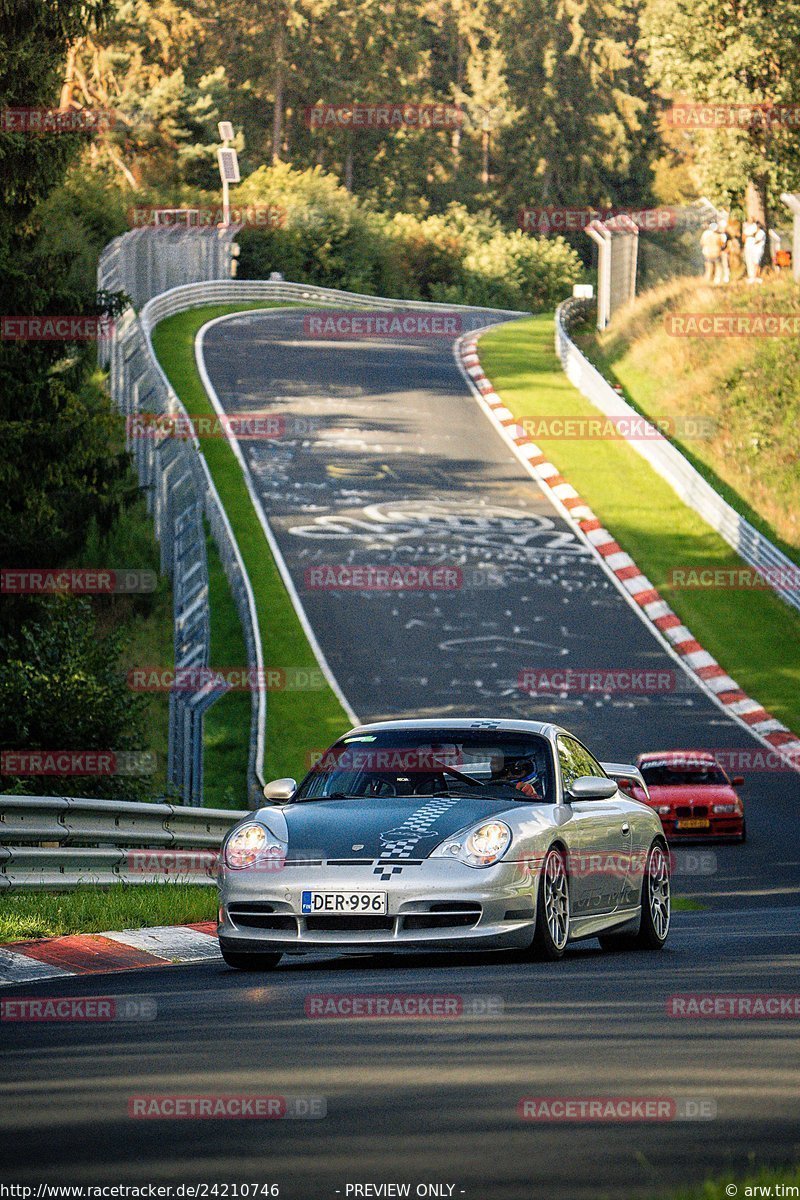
[
  {"left": 0, "top": 795, "right": 247, "bottom": 890},
  {"left": 554, "top": 298, "right": 800, "bottom": 614}
]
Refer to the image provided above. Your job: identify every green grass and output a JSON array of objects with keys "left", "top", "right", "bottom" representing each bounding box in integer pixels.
[
  {"left": 659, "top": 1164, "right": 800, "bottom": 1200},
  {"left": 573, "top": 276, "right": 800, "bottom": 563},
  {"left": 478, "top": 315, "right": 800, "bottom": 735},
  {"left": 202, "top": 525, "right": 251, "bottom": 808},
  {"left": 151, "top": 304, "right": 350, "bottom": 794},
  {"left": 0, "top": 883, "right": 216, "bottom": 942}
]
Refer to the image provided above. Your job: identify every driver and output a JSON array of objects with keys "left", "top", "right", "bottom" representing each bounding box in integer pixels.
[{"left": 490, "top": 753, "right": 543, "bottom": 798}]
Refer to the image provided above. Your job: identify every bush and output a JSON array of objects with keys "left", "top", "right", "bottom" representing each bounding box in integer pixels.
[
  {"left": 234, "top": 164, "right": 581, "bottom": 311},
  {"left": 0, "top": 597, "right": 150, "bottom": 800}
]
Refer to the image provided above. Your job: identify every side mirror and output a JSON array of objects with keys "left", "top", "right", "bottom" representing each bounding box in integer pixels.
[
  {"left": 732, "top": 775, "right": 745, "bottom": 787},
  {"left": 568, "top": 775, "right": 618, "bottom": 801},
  {"left": 263, "top": 777, "right": 297, "bottom": 803}
]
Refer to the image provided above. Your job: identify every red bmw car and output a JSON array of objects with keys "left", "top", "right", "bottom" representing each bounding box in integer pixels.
[{"left": 632, "top": 750, "right": 746, "bottom": 842}]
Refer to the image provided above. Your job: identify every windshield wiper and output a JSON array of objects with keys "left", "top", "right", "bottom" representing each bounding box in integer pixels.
[{"left": 431, "top": 759, "right": 486, "bottom": 788}]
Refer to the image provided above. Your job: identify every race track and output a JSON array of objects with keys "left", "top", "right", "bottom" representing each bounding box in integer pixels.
[{"left": 3, "top": 308, "right": 798, "bottom": 1199}]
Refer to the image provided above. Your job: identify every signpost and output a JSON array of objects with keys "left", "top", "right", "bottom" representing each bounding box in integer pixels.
[{"left": 216, "top": 121, "right": 239, "bottom": 228}]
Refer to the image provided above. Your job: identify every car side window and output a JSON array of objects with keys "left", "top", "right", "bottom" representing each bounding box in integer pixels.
[{"left": 557, "top": 736, "right": 606, "bottom": 794}]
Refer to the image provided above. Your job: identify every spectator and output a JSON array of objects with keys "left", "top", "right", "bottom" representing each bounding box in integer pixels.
[
  {"left": 743, "top": 218, "right": 767, "bottom": 282},
  {"left": 725, "top": 214, "right": 744, "bottom": 280},
  {"left": 700, "top": 221, "right": 725, "bottom": 284}
]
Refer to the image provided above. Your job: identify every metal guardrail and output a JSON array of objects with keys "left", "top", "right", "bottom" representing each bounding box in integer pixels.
[
  {"left": 0, "top": 795, "right": 247, "bottom": 890},
  {"left": 555, "top": 298, "right": 800, "bottom": 613}
]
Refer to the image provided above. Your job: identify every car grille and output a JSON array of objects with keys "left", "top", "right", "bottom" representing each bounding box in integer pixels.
[
  {"left": 228, "top": 902, "right": 297, "bottom": 932},
  {"left": 305, "top": 915, "right": 395, "bottom": 932},
  {"left": 675, "top": 805, "right": 709, "bottom": 818},
  {"left": 402, "top": 903, "right": 482, "bottom": 930}
]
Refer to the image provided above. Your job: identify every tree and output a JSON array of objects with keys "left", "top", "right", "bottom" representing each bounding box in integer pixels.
[
  {"left": 641, "top": 0, "right": 800, "bottom": 225},
  {"left": 499, "top": 0, "right": 657, "bottom": 227}
]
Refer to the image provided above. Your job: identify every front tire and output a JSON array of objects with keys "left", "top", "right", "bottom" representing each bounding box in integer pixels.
[
  {"left": 599, "top": 840, "right": 670, "bottom": 952},
  {"left": 529, "top": 846, "right": 570, "bottom": 961},
  {"left": 221, "top": 947, "right": 282, "bottom": 970}
]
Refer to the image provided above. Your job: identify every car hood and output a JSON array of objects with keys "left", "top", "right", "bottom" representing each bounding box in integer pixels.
[
  {"left": 258, "top": 794, "right": 520, "bottom": 860},
  {"left": 643, "top": 784, "right": 738, "bottom": 806}
]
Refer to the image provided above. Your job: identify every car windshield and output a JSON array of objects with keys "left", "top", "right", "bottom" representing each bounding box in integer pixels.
[
  {"left": 640, "top": 762, "right": 728, "bottom": 787},
  {"left": 295, "top": 729, "right": 555, "bottom": 803}
]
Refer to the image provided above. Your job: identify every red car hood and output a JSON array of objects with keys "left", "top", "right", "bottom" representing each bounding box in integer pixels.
[{"left": 638, "top": 783, "right": 738, "bottom": 806}]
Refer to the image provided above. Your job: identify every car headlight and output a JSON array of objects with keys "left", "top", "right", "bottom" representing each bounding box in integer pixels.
[
  {"left": 224, "top": 823, "right": 284, "bottom": 870},
  {"left": 432, "top": 820, "right": 512, "bottom": 867},
  {"left": 712, "top": 803, "right": 738, "bottom": 814},
  {"left": 655, "top": 805, "right": 672, "bottom": 816}
]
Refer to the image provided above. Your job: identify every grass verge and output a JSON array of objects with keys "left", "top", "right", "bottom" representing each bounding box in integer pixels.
[
  {"left": 575, "top": 276, "right": 800, "bottom": 560},
  {"left": 150, "top": 304, "right": 350, "bottom": 793},
  {"left": 478, "top": 315, "right": 800, "bottom": 734},
  {"left": 0, "top": 883, "right": 216, "bottom": 942}
]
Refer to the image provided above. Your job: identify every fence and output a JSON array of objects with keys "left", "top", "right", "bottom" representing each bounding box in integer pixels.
[
  {"left": 0, "top": 794, "right": 247, "bottom": 890},
  {"left": 97, "top": 225, "right": 239, "bottom": 310},
  {"left": 555, "top": 297, "right": 800, "bottom": 615},
  {"left": 98, "top": 229, "right": 526, "bottom": 807},
  {"left": 98, "top": 229, "right": 257, "bottom": 808}
]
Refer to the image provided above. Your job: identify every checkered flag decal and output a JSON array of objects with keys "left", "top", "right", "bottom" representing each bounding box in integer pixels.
[{"left": 374, "top": 797, "right": 460, "bottom": 881}]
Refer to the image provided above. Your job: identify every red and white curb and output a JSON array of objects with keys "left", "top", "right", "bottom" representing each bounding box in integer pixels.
[
  {"left": 456, "top": 334, "right": 800, "bottom": 772},
  {"left": 0, "top": 922, "right": 221, "bottom": 987}
]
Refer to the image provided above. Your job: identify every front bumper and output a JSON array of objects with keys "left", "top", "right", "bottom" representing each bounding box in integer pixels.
[
  {"left": 218, "top": 856, "right": 539, "bottom": 955},
  {"left": 659, "top": 816, "right": 745, "bottom": 841}
]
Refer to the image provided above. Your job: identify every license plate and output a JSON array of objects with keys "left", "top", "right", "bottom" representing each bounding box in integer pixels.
[
  {"left": 676, "top": 818, "right": 710, "bottom": 829},
  {"left": 301, "top": 890, "right": 388, "bottom": 915}
]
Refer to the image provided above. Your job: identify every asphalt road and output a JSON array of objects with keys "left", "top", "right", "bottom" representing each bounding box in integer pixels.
[
  {"left": 3, "top": 310, "right": 797, "bottom": 1197},
  {"left": 2, "top": 908, "right": 799, "bottom": 1198}
]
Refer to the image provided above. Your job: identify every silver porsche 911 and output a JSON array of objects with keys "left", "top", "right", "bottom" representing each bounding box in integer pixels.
[{"left": 217, "top": 718, "right": 670, "bottom": 969}]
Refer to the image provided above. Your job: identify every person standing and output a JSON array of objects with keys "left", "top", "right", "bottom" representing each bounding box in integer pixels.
[
  {"left": 743, "top": 219, "right": 766, "bottom": 282},
  {"left": 700, "top": 222, "right": 724, "bottom": 284}
]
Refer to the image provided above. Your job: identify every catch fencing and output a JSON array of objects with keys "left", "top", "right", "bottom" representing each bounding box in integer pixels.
[
  {"left": 555, "top": 297, "right": 800, "bottom": 615},
  {"left": 0, "top": 794, "right": 246, "bottom": 890}
]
